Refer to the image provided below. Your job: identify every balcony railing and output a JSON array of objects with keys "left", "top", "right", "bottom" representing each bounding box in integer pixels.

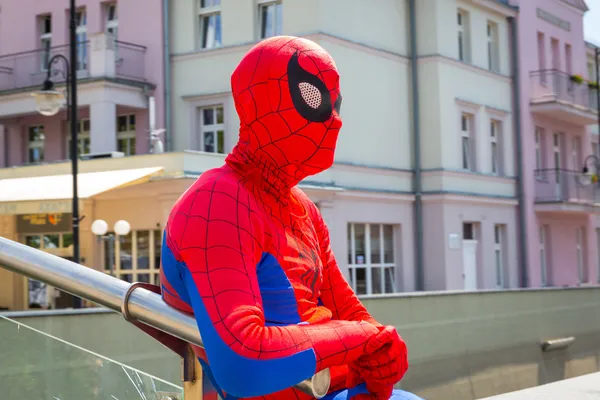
[
  {"left": 115, "top": 40, "right": 147, "bottom": 82},
  {"left": 534, "top": 168, "right": 600, "bottom": 204},
  {"left": 0, "top": 33, "right": 147, "bottom": 93},
  {"left": 529, "top": 69, "right": 598, "bottom": 111},
  {"left": 0, "top": 43, "right": 86, "bottom": 92}
]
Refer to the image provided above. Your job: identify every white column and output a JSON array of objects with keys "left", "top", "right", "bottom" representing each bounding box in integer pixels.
[
  {"left": 90, "top": 101, "right": 117, "bottom": 153},
  {"left": 89, "top": 32, "right": 116, "bottom": 78}
]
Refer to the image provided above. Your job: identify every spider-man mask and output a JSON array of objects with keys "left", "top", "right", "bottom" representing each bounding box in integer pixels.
[{"left": 227, "top": 36, "right": 343, "bottom": 190}]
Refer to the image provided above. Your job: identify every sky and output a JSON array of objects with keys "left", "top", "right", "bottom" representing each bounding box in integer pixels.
[{"left": 585, "top": 0, "right": 600, "bottom": 45}]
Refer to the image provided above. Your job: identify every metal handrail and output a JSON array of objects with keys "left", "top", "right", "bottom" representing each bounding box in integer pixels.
[{"left": 0, "top": 237, "right": 330, "bottom": 398}]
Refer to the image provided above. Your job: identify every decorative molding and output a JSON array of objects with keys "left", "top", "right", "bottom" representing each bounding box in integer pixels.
[
  {"left": 455, "top": 98, "right": 482, "bottom": 113},
  {"left": 484, "top": 104, "right": 511, "bottom": 117},
  {"left": 559, "top": 0, "right": 589, "bottom": 12},
  {"left": 536, "top": 8, "right": 571, "bottom": 31},
  {"left": 467, "top": 0, "right": 518, "bottom": 17}
]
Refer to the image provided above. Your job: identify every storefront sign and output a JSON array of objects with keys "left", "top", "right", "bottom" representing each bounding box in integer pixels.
[
  {"left": 536, "top": 8, "right": 571, "bottom": 31},
  {"left": 16, "top": 213, "right": 72, "bottom": 234},
  {"left": 0, "top": 201, "right": 72, "bottom": 215}
]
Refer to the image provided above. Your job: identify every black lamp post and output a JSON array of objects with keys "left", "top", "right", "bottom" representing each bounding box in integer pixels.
[
  {"left": 32, "top": 0, "right": 81, "bottom": 309},
  {"left": 595, "top": 46, "right": 600, "bottom": 141}
]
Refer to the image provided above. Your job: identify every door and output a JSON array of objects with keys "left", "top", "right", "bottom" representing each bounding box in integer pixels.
[
  {"left": 462, "top": 240, "right": 478, "bottom": 290},
  {"left": 53, "top": 256, "right": 77, "bottom": 309}
]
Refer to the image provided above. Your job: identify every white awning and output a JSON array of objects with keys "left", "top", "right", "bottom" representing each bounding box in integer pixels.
[{"left": 0, "top": 167, "right": 163, "bottom": 215}]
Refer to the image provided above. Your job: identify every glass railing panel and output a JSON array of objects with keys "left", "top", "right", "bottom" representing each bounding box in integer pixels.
[{"left": 0, "top": 315, "right": 183, "bottom": 400}]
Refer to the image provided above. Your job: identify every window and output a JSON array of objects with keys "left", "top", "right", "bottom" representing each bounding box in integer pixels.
[
  {"left": 535, "top": 127, "right": 543, "bottom": 170},
  {"left": 461, "top": 113, "right": 474, "bottom": 171},
  {"left": 75, "top": 9, "right": 87, "bottom": 70},
  {"left": 565, "top": 43, "right": 572, "bottom": 75},
  {"left": 494, "top": 225, "right": 505, "bottom": 288},
  {"left": 487, "top": 21, "right": 499, "bottom": 72},
  {"left": 571, "top": 136, "right": 581, "bottom": 171},
  {"left": 539, "top": 225, "right": 548, "bottom": 286},
  {"left": 105, "top": 3, "right": 118, "bottom": 46},
  {"left": 588, "top": 60, "right": 596, "bottom": 81},
  {"left": 457, "top": 10, "right": 470, "bottom": 62},
  {"left": 259, "top": 1, "right": 282, "bottom": 39},
  {"left": 67, "top": 119, "right": 91, "bottom": 158},
  {"left": 553, "top": 133, "right": 561, "bottom": 184},
  {"left": 576, "top": 227, "right": 586, "bottom": 284},
  {"left": 347, "top": 223, "right": 397, "bottom": 295},
  {"left": 27, "top": 125, "right": 45, "bottom": 163},
  {"left": 490, "top": 120, "right": 502, "bottom": 175},
  {"left": 198, "top": 106, "right": 225, "bottom": 154},
  {"left": 463, "top": 222, "right": 474, "bottom": 240},
  {"left": 103, "top": 229, "right": 163, "bottom": 284},
  {"left": 537, "top": 32, "right": 546, "bottom": 83},
  {"left": 40, "top": 15, "right": 52, "bottom": 72},
  {"left": 117, "top": 114, "right": 137, "bottom": 156},
  {"left": 198, "top": 0, "right": 222, "bottom": 49}
]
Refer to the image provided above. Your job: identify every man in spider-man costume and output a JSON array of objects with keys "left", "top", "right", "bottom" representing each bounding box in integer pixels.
[{"left": 160, "top": 36, "right": 422, "bottom": 400}]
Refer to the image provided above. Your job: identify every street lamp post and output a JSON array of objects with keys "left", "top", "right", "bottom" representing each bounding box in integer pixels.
[
  {"left": 32, "top": 0, "right": 80, "bottom": 308},
  {"left": 91, "top": 219, "right": 131, "bottom": 278}
]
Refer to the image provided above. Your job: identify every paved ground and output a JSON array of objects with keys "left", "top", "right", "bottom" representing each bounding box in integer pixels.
[{"left": 481, "top": 372, "right": 600, "bottom": 399}]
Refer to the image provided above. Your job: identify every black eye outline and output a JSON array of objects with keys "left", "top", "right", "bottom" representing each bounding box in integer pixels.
[{"left": 287, "top": 51, "right": 334, "bottom": 123}]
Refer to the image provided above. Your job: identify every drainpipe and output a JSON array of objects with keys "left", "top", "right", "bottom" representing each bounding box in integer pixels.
[
  {"left": 408, "top": 0, "right": 424, "bottom": 291},
  {"left": 163, "top": 0, "right": 172, "bottom": 152},
  {"left": 508, "top": 16, "right": 529, "bottom": 288}
]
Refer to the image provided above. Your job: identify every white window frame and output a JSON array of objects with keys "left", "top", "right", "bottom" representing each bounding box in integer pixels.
[
  {"left": 553, "top": 133, "right": 561, "bottom": 184},
  {"left": 198, "top": 105, "right": 225, "bottom": 154},
  {"left": 576, "top": 227, "right": 585, "bottom": 284},
  {"left": 198, "top": 0, "right": 222, "bottom": 50},
  {"left": 117, "top": 114, "right": 137, "bottom": 156},
  {"left": 75, "top": 9, "right": 87, "bottom": 71},
  {"left": 487, "top": 20, "right": 499, "bottom": 72},
  {"left": 104, "top": 3, "right": 119, "bottom": 43},
  {"left": 27, "top": 125, "right": 45, "bottom": 164},
  {"left": 258, "top": 0, "right": 282, "bottom": 39},
  {"left": 572, "top": 136, "right": 581, "bottom": 171},
  {"left": 490, "top": 119, "right": 501, "bottom": 175},
  {"left": 494, "top": 224, "right": 505, "bottom": 289},
  {"left": 347, "top": 223, "right": 397, "bottom": 296},
  {"left": 540, "top": 225, "right": 548, "bottom": 287},
  {"left": 40, "top": 15, "right": 52, "bottom": 72},
  {"left": 457, "top": 9, "right": 470, "bottom": 62},
  {"left": 461, "top": 113, "right": 474, "bottom": 171},
  {"left": 535, "top": 127, "right": 543, "bottom": 171},
  {"left": 104, "top": 229, "right": 163, "bottom": 285},
  {"left": 67, "top": 119, "right": 91, "bottom": 159}
]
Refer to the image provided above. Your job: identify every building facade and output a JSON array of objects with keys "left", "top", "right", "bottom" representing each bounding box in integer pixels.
[
  {"left": 511, "top": 0, "right": 600, "bottom": 288},
  {"left": 0, "top": 0, "right": 599, "bottom": 311}
]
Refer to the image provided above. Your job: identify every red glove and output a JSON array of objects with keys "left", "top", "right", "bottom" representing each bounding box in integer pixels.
[{"left": 346, "top": 325, "right": 408, "bottom": 400}]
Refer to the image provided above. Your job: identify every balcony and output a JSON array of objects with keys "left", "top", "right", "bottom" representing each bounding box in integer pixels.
[
  {"left": 534, "top": 168, "right": 600, "bottom": 213},
  {"left": 529, "top": 70, "right": 598, "bottom": 125},
  {"left": 0, "top": 33, "right": 150, "bottom": 117}
]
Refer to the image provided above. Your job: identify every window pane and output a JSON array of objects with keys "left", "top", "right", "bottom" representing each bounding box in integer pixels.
[
  {"left": 137, "top": 231, "right": 150, "bottom": 270},
  {"left": 121, "top": 274, "right": 133, "bottom": 283},
  {"left": 370, "top": 224, "right": 381, "bottom": 264},
  {"left": 383, "top": 225, "right": 394, "bottom": 263},
  {"left": 495, "top": 250, "right": 502, "bottom": 287},
  {"left": 353, "top": 224, "right": 366, "bottom": 265},
  {"left": 103, "top": 233, "right": 115, "bottom": 273},
  {"left": 43, "top": 234, "right": 60, "bottom": 249},
  {"left": 462, "top": 137, "right": 469, "bottom": 169},
  {"left": 372, "top": 268, "right": 382, "bottom": 294},
  {"left": 138, "top": 273, "right": 151, "bottom": 283},
  {"left": 355, "top": 268, "right": 366, "bottom": 295},
  {"left": 120, "top": 233, "right": 133, "bottom": 270},
  {"left": 275, "top": 3, "right": 282, "bottom": 35},
  {"left": 204, "top": 131, "right": 215, "bottom": 152},
  {"left": 118, "top": 115, "right": 128, "bottom": 131},
  {"left": 347, "top": 224, "right": 352, "bottom": 264},
  {"left": 154, "top": 229, "right": 162, "bottom": 270},
  {"left": 25, "top": 236, "right": 41, "bottom": 249},
  {"left": 203, "top": 108, "right": 214, "bottom": 125},
  {"left": 384, "top": 267, "right": 395, "bottom": 293},
  {"left": 62, "top": 233, "right": 73, "bottom": 248},
  {"left": 217, "top": 130, "right": 225, "bottom": 154}
]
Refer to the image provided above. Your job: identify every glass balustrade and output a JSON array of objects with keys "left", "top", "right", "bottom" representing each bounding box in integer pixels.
[{"left": 0, "top": 315, "right": 183, "bottom": 400}]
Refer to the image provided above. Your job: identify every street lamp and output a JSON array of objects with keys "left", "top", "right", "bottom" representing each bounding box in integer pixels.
[
  {"left": 31, "top": 0, "right": 80, "bottom": 308},
  {"left": 91, "top": 219, "right": 131, "bottom": 277}
]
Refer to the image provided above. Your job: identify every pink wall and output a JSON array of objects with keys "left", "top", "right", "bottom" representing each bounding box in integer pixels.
[
  {"left": 512, "top": 0, "right": 594, "bottom": 287},
  {"left": 0, "top": 0, "right": 165, "bottom": 165}
]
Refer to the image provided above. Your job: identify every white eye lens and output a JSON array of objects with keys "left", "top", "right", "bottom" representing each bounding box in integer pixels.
[{"left": 299, "top": 82, "right": 322, "bottom": 109}]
